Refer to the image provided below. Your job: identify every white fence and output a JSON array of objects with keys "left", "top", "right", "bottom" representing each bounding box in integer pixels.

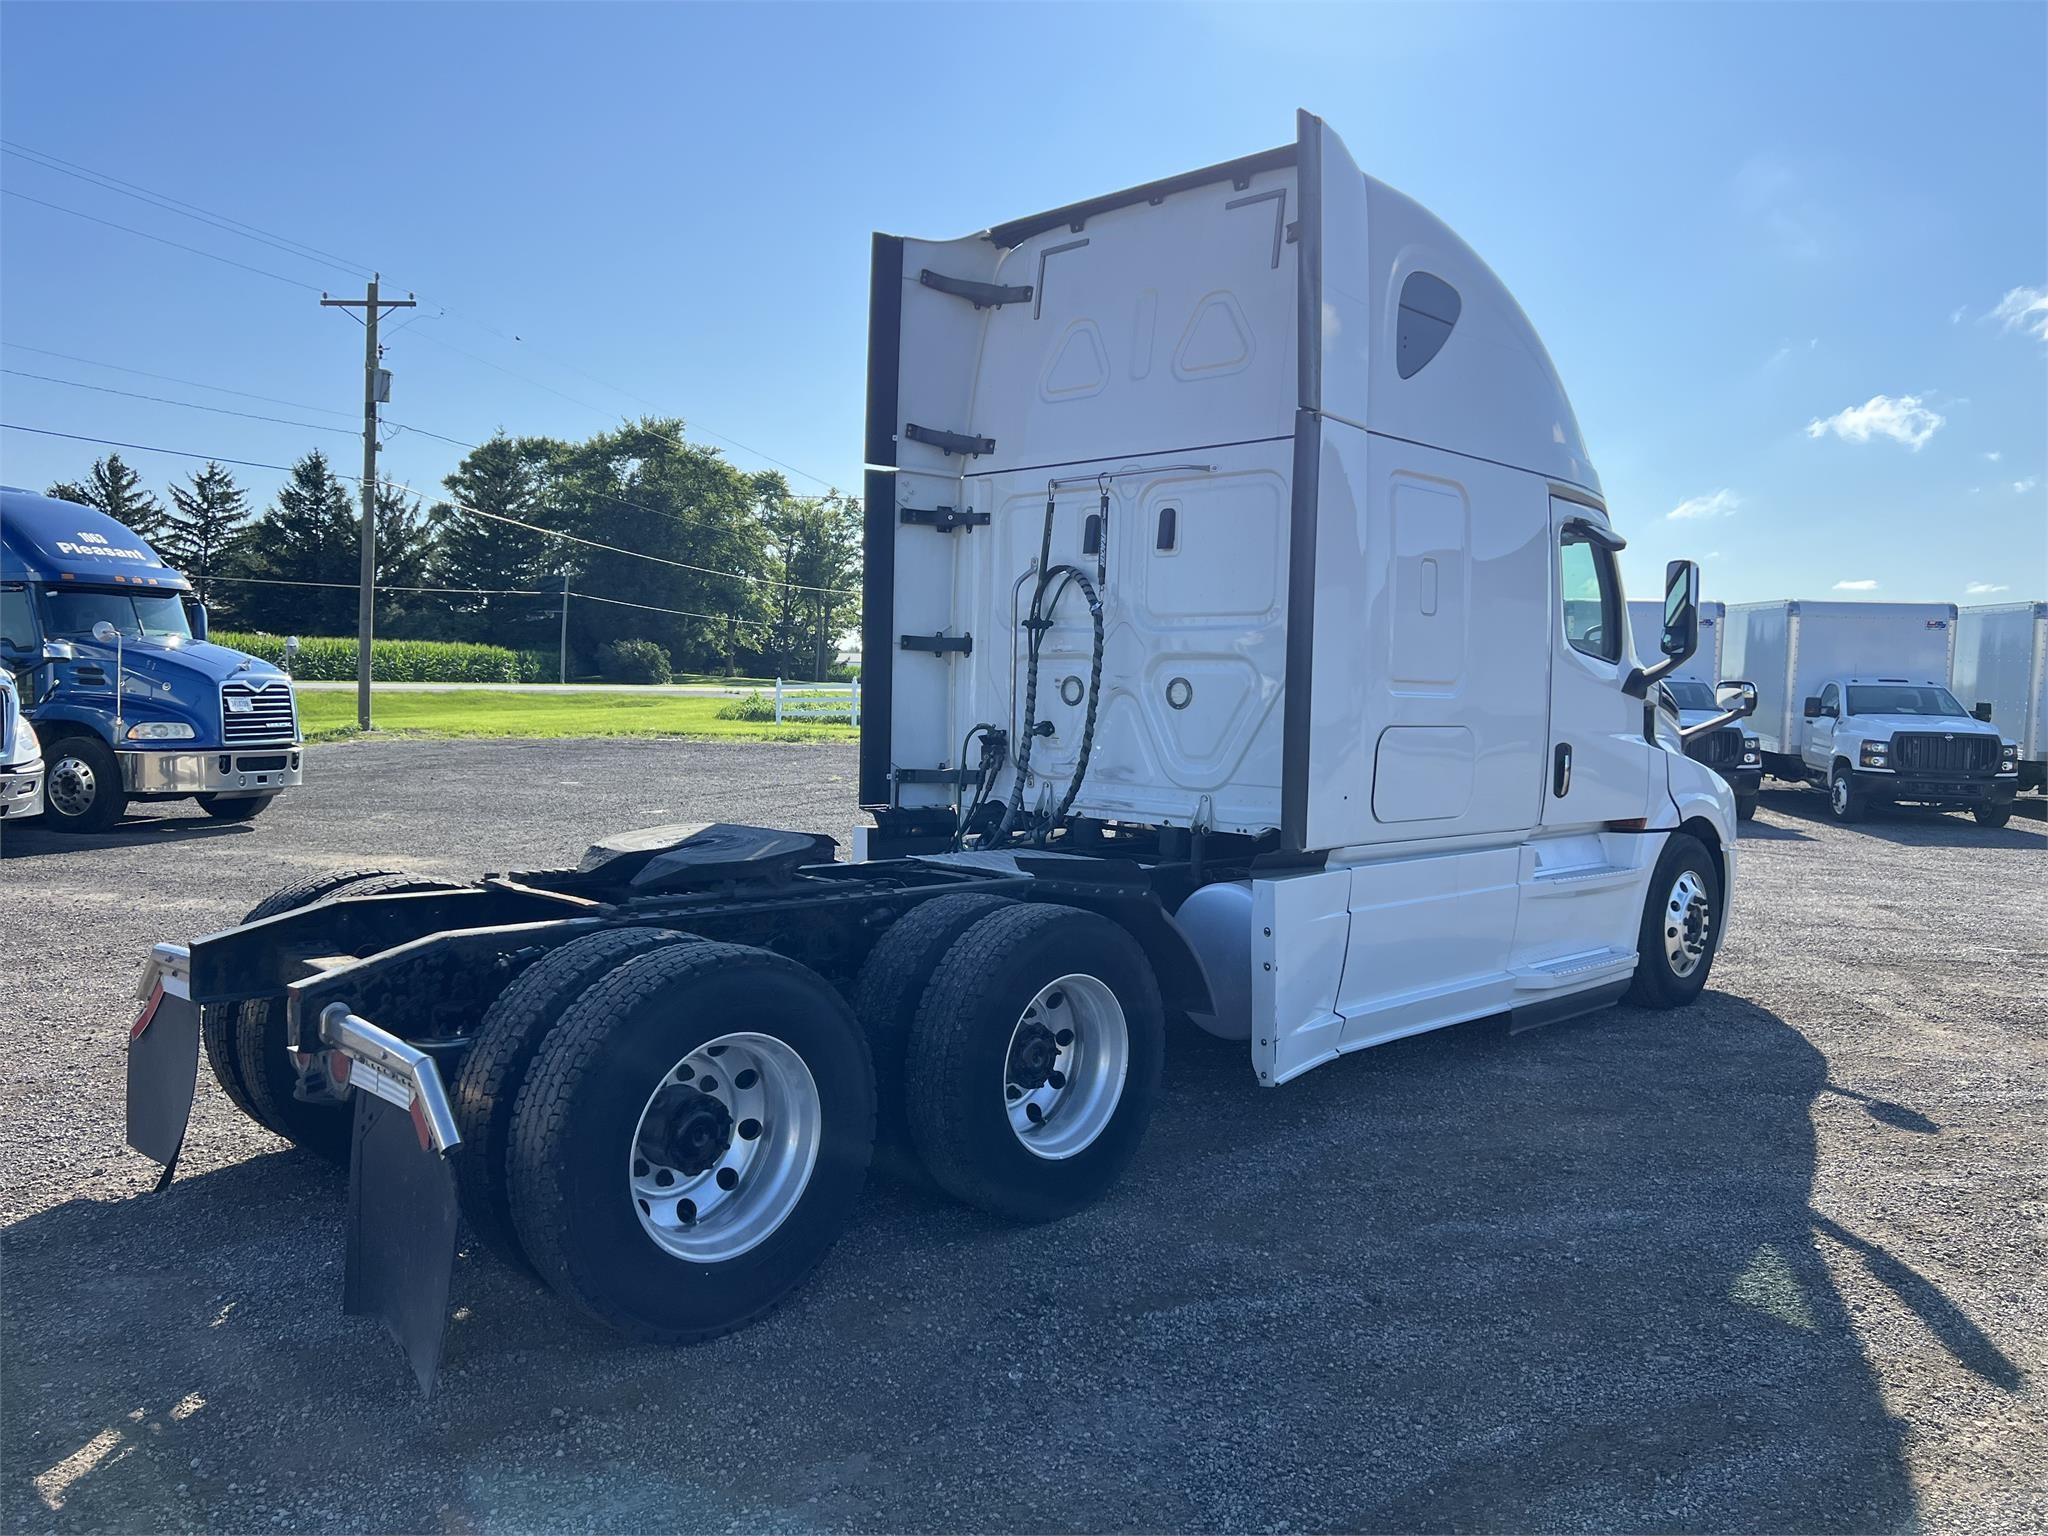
[{"left": 773, "top": 677, "right": 860, "bottom": 725}]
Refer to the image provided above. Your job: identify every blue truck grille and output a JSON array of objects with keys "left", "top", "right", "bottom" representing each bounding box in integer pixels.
[
  {"left": 1892, "top": 733, "right": 1995, "bottom": 774},
  {"left": 220, "top": 680, "right": 297, "bottom": 745}
]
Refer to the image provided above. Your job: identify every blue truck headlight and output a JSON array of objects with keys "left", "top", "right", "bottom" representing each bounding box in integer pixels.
[
  {"left": 1859, "top": 740, "right": 1889, "bottom": 768},
  {"left": 126, "top": 721, "right": 196, "bottom": 741}
]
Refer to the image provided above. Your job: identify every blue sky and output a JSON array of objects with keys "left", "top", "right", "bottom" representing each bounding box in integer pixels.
[{"left": 2, "top": 1, "right": 2043, "bottom": 607}]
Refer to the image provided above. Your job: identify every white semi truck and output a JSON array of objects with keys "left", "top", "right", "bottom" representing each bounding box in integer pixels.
[
  {"left": 123, "top": 112, "right": 1748, "bottom": 1391},
  {"left": 1725, "top": 599, "right": 2018, "bottom": 826},
  {"left": 1952, "top": 602, "right": 2046, "bottom": 791}
]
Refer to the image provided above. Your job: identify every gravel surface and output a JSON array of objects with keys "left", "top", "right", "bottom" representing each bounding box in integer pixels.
[{"left": 3, "top": 739, "right": 2043, "bottom": 1533}]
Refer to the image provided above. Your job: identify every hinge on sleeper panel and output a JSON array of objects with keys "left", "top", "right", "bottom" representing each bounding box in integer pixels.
[
  {"left": 919, "top": 269, "right": 1033, "bottom": 310},
  {"left": 899, "top": 505, "right": 990, "bottom": 533},
  {"left": 903, "top": 423, "right": 995, "bottom": 458},
  {"left": 900, "top": 633, "right": 973, "bottom": 656}
]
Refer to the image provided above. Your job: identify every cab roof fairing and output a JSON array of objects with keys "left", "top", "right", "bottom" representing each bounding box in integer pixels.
[{"left": 0, "top": 486, "right": 193, "bottom": 592}]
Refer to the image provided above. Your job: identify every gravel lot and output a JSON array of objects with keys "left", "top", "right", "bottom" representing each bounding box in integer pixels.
[{"left": 3, "top": 738, "right": 2043, "bottom": 1533}]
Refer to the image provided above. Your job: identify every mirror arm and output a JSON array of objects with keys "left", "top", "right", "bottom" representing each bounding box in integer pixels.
[
  {"left": 1679, "top": 706, "right": 1750, "bottom": 742},
  {"left": 1623, "top": 651, "right": 1684, "bottom": 699}
]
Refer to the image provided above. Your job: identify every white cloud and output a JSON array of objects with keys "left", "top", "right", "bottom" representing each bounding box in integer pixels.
[
  {"left": 1833, "top": 579, "right": 1879, "bottom": 591},
  {"left": 2016, "top": 478, "right": 2041, "bottom": 494},
  {"left": 1988, "top": 285, "right": 2048, "bottom": 342},
  {"left": 1950, "top": 305, "right": 1968, "bottom": 325},
  {"left": 1804, "top": 394, "right": 1945, "bottom": 451},
  {"left": 1667, "top": 488, "right": 1741, "bottom": 521},
  {"left": 1984, "top": 450, "right": 2002, "bottom": 462},
  {"left": 1966, "top": 582, "right": 2010, "bottom": 595}
]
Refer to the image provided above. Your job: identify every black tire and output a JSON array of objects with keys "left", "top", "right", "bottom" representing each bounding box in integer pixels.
[
  {"left": 451, "top": 926, "right": 704, "bottom": 1268},
  {"left": 201, "top": 866, "right": 424, "bottom": 1133},
  {"left": 1626, "top": 832, "right": 1721, "bottom": 1009},
  {"left": 196, "top": 793, "right": 277, "bottom": 822},
  {"left": 226, "top": 870, "right": 465, "bottom": 1162},
  {"left": 1974, "top": 804, "right": 2012, "bottom": 829},
  {"left": 40, "top": 732, "right": 126, "bottom": 832},
  {"left": 904, "top": 903, "right": 1164, "bottom": 1223},
  {"left": 1735, "top": 793, "right": 1758, "bottom": 823},
  {"left": 1828, "top": 762, "right": 1864, "bottom": 823},
  {"left": 507, "top": 941, "right": 875, "bottom": 1343},
  {"left": 852, "top": 893, "right": 1017, "bottom": 1155}
]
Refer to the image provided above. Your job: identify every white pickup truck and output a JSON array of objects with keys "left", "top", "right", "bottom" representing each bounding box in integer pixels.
[{"left": 1800, "top": 676, "right": 2018, "bottom": 826}]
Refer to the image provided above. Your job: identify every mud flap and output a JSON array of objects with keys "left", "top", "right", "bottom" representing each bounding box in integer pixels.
[
  {"left": 126, "top": 944, "right": 199, "bottom": 1189},
  {"left": 324, "top": 1005, "right": 463, "bottom": 1397}
]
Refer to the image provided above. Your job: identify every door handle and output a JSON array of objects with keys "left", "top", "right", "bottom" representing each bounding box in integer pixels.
[{"left": 1552, "top": 742, "right": 1572, "bottom": 797}]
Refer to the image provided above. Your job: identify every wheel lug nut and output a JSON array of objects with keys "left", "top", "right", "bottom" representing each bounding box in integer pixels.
[{"left": 1047, "top": 1070, "right": 1066, "bottom": 1090}]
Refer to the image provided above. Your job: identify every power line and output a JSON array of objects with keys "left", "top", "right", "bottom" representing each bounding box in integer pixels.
[
  {"left": 3, "top": 423, "right": 860, "bottom": 597},
  {"left": 206, "top": 574, "right": 549, "bottom": 597},
  {"left": 1, "top": 189, "right": 325, "bottom": 292},
  {"left": 0, "top": 343, "right": 359, "bottom": 418},
  {"left": 2, "top": 369, "right": 357, "bottom": 437},
  {"left": 5, "top": 147, "right": 842, "bottom": 490},
  {"left": 0, "top": 143, "right": 371, "bottom": 283}
]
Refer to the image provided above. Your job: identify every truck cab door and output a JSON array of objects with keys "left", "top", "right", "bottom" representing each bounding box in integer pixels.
[
  {"left": 1806, "top": 682, "right": 1840, "bottom": 770},
  {"left": 1541, "top": 501, "right": 1653, "bottom": 827}
]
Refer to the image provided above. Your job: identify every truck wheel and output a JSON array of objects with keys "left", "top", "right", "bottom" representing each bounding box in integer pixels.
[
  {"left": 1626, "top": 833, "right": 1720, "bottom": 1009},
  {"left": 41, "top": 733, "right": 126, "bottom": 832},
  {"left": 853, "top": 893, "right": 1016, "bottom": 1154},
  {"left": 196, "top": 793, "right": 276, "bottom": 822},
  {"left": 1974, "top": 804, "right": 2012, "bottom": 829},
  {"left": 904, "top": 903, "right": 1164, "bottom": 1223},
  {"left": 451, "top": 926, "right": 704, "bottom": 1268},
  {"left": 507, "top": 941, "right": 875, "bottom": 1343},
  {"left": 224, "top": 870, "right": 465, "bottom": 1162},
  {"left": 1736, "top": 793, "right": 1758, "bottom": 823},
  {"left": 1828, "top": 763, "right": 1865, "bottom": 823}
]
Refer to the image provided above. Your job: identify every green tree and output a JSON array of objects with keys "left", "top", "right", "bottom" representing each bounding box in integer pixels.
[
  {"left": 161, "top": 461, "right": 252, "bottom": 610},
  {"left": 758, "top": 484, "right": 861, "bottom": 680},
  {"left": 429, "top": 434, "right": 560, "bottom": 646},
  {"left": 225, "top": 451, "right": 362, "bottom": 634},
  {"left": 44, "top": 454, "right": 169, "bottom": 543}
]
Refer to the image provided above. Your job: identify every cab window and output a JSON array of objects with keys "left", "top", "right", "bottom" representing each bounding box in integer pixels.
[
  {"left": 1559, "top": 531, "right": 1620, "bottom": 661},
  {"left": 0, "top": 585, "right": 38, "bottom": 652},
  {"left": 1820, "top": 683, "right": 1839, "bottom": 716}
]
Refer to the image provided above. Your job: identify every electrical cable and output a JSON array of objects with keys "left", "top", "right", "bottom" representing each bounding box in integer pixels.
[
  {"left": 2, "top": 369, "right": 356, "bottom": 436},
  {"left": 0, "top": 343, "right": 358, "bottom": 418},
  {"left": 1, "top": 189, "right": 325, "bottom": 291}
]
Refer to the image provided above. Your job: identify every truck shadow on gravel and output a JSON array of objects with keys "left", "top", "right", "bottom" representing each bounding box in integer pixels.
[
  {"left": 2, "top": 995, "right": 2015, "bottom": 1533},
  {"left": 1757, "top": 789, "right": 2046, "bottom": 849},
  {"left": 0, "top": 816, "right": 256, "bottom": 861}
]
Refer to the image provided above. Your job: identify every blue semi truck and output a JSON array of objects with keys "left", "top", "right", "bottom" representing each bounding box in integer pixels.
[{"left": 0, "top": 486, "right": 303, "bottom": 831}]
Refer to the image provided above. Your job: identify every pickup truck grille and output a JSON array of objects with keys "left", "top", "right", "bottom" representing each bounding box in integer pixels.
[
  {"left": 1891, "top": 732, "right": 1995, "bottom": 774},
  {"left": 220, "top": 680, "right": 297, "bottom": 745},
  {"left": 1687, "top": 727, "right": 1742, "bottom": 768}
]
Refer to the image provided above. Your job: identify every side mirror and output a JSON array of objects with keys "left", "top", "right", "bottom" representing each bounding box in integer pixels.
[
  {"left": 1803, "top": 696, "right": 1823, "bottom": 719},
  {"left": 186, "top": 600, "right": 210, "bottom": 642},
  {"left": 1660, "top": 559, "right": 1700, "bottom": 660},
  {"left": 91, "top": 621, "right": 120, "bottom": 645},
  {"left": 1972, "top": 702, "right": 1993, "bottom": 723},
  {"left": 1716, "top": 679, "right": 1758, "bottom": 719}
]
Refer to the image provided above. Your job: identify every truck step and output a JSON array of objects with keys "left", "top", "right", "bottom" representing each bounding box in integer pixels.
[{"left": 1510, "top": 948, "right": 1637, "bottom": 991}]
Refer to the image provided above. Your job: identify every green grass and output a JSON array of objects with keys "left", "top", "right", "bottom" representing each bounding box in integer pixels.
[{"left": 296, "top": 688, "right": 858, "bottom": 745}]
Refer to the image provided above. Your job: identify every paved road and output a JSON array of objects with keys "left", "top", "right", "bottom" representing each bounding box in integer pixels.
[{"left": 2, "top": 743, "right": 2042, "bottom": 1532}]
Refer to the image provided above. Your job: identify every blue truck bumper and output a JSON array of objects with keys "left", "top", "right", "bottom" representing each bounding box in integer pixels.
[{"left": 123, "top": 747, "right": 304, "bottom": 797}]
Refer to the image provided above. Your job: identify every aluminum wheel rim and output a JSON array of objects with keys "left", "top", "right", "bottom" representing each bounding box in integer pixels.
[
  {"left": 1663, "top": 870, "right": 1712, "bottom": 978},
  {"left": 629, "top": 1032, "right": 821, "bottom": 1264},
  {"left": 48, "top": 756, "right": 97, "bottom": 818},
  {"left": 1832, "top": 775, "right": 1850, "bottom": 813},
  {"left": 1002, "top": 973, "right": 1128, "bottom": 1160}
]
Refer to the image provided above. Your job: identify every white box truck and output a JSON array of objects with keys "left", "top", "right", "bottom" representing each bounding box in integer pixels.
[
  {"left": 121, "top": 111, "right": 1748, "bottom": 1391},
  {"left": 1632, "top": 598, "right": 1721, "bottom": 683},
  {"left": 1725, "top": 600, "right": 2018, "bottom": 825},
  {"left": 1952, "top": 602, "right": 2046, "bottom": 790}
]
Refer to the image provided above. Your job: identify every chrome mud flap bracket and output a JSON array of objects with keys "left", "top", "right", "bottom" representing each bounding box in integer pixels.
[
  {"left": 126, "top": 943, "right": 200, "bottom": 1190},
  {"left": 323, "top": 1005, "right": 463, "bottom": 1397}
]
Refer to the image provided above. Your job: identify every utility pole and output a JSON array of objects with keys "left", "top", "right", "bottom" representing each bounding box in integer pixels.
[
  {"left": 558, "top": 570, "right": 570, "bottom": 685},
  {"left": 320, "top": 274, "right": 415, "bottom": 730}
]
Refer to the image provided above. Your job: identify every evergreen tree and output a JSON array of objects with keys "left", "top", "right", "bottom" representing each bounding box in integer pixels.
[
  {"left": 44, "top": 454, "right": 169, "bottom": 543},
  {"left": 225, "top": 451, "right": 361, "bottom": 634},
  {"left": 162, "top": 462, "right": 252, "bottom": 609},
  {"left": 429, "top": 434, "right": 559, "bottom": 646}
]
